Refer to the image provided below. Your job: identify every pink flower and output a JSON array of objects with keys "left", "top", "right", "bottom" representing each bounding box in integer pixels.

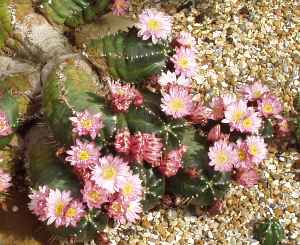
[
  {"left": 276, "top": 118, "right": 290, "bottom": 137},
  {"left": 236, "top": 168, "right": 259, "bottom": 188},
  {"left": 109, "top": 80, "right": 135, "bottom": 112},
  {"left": 91, "top": 155, "right": 130, "bottom": 193},
  {"left": 223, "top": 100, "right": 248, "bottom": 131},
  {"left": 171, "top": 48, "right": 197, "bottom": 78},
  {"left": 234, "top": 140, "right": 253, "bottom": 170},
  {"left": 158, "top": 71, "right": 191, "bottom": 87},
  {"left": 245, "top": 136, "right": 267, "bottom": 164},
  {"left": 46, "top": 189, "right": 72, "bottom": 227},
  {"left": 112, "top": 0, "right": 129, "bottom": 16},
  {"left": 0, "top": 169, "right": 11, "bottom": 193},
  {"left": 119, "top": 173, "right": 143, "bottom": 201},
  {"left": 238, "top": 109, "right": 262, "bottom": 133},
  {"left": 70, "top": 110, "right": 103, "bottom": 139},
  {"left": 66, "top": 139, "right": 100, "bottom": 170},
  {"left": 63, "top": 200, "right": 86, "bottom": 227},
  {"left": 238, "top": 82, "right": 269, "bottom": 101},
  {"left": 187, "top": 102, "right": 211, "bottom": 125},
  {"left": 82, "top": 181, "right": 109, "bottom": 209},
  {"left": 137, "top": 8, "right": 172, "bottom": 44},
  {"left": 0, "top": 111, "right": 12, "bottom": 137},
  {"left": 125, "top": 199, "right": 142, "bottom": 223},
  {"left": 130, "top": 133, "right": 163, "bottom": 167},
  {"left": 28, "top": 185, "right": 50, "bottom": 221},
  {"left": 258, "top": 95, "right": 283, "bottom": 118},
  {"left": 208, "top": 140, "right": 238, "bottom": 172},
  {"left": 161, "top": 85, "right": 193, "bottom": 118},
  {"left": 159, "top": 145, "right": 187, "bottom": 177},
  {"left": 115, "top": 129, "right": 131, "bottom": 155},
  {"left": 208, "top": 94, "right": 236, "bottom": 120},
  {"left": 207, "top": 124, "right": 223, "bottom": 142},
  {"left": 176, "top": 31, "right": 197, "bottom": 50},
  {"left": 107, "top": 198, "right": 127, "bottom": 224},
  {"left": 133, "top": 89, "right": 144, "bottom": 107}
]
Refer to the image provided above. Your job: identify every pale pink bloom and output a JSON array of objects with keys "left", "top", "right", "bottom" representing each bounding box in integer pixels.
[
  {"left": 236, "top": 168, "right": 259, "bottom": 188},
  {"left": 70, "top": 110, "right": 103, "bottom": 139},
  {"left": 109, "top": 80, "right": 135, "bottom": 112},
  {"left": 258, "top": 95, "right": 283, "bottom": 118},
  {"left": 171, "top": 47, "right": 197, "bottom": 78},
  {"left": 161, "top": 85, "right": 193, "bottom": 118},
  {"left": 63, "top": 200, "right": 86, "bottom": 227},
  {"left": 137, "top": 8, "right": 172, "bottom": 44},
  {"left": 187, "top": 102, "right": 211, "bottom": 125},
  {"left": 0, "top": 169, "right": 11, "bottom": 193},
  {"left": 115, "top": 129, "right": 131, "bottom": 155},
  {"left": 119, "top": 173, "right": 143, "bottom": 201},
  {"left": 125, "top": 199, "right": 142, "bottom": 223},
  {"left": 65, "top": 139, "right": 100, "bottom": 170},
  {"left": 130, "top": 133, "right": 163, "bottom": 167},
  {"left": 245, "top": 136, "right": 267, "bottom": 164},
  {"left": 176, "top": 31, "right": 197, "bottom": 50},
  {"left": 238, "top": 82, "right": 269, "bottom": 101},
  {"left": 234, "top": 140, "right": 253, "bottom": 170},
  {"left": 159, "top": 145, "right": 187, "bottom": 177},
  {"left": 209, "top": 94, "right": 236, "bottom": 120},
  {"left": 238, "top": 109, "right": 262, "bottom": 133},
  {"left": 107, "top": 198, "right": 127, "bottom": 224},
  {"left": 28, "top": 186, "right": 50, "bottom": 221},
  {"left": 158, "top": 71, "right": 191, "bottom": 87},
  {"left": 112, "top": 0, "right": 129, "bottom": 16},
  {"left": 223, "top": 100, "right": 248, "bottom": 131},
  {"left": 276, "top": 118, "right": 290, "bottom": 137},
  {"left": 46, "top": 189, "right": 72, "bottom": 227},
  {"left": 0, "top": 111, "right": 12, "bottom": 137},
  {"left": 208, "top": 140, "right": 238, "bottom": 172},
  {"left": 82, "top": 181, "right": 109, "bottom": 209},
  {"left": 91, "top": 155, "right": 130, "bottom": 193}
]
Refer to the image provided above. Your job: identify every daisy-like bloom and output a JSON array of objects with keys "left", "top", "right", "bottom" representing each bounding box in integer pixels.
[
  {"left": 233, "top": 140, "right": 253, "bottom": 170},
  {"left": 0, "top": 111, "right": 12, "bottom": 137},
  {"left": 208, "top": 94, "right": 236, "bottom": 120},
  {"left": 70, "top": 110, "right": 103, "bottom": 139},
  {"left": 258, "top": 95, "right": 283, "bottom": 118},
  {"left": 171, "top": 47, "right": 197, "bottom": 78},
  {"left": 187, "top": 102, "right": 211, "bottom": 125},
  {"left": 130, "top": 133, "right": 163, "bottom": 167},
  {"left": 238, "top": 81, "right": 269, "bottom": 101},
  {"left": 64, "top": 200, "right": 86, "bottom": 227},
  {"left": 161, "top": 85, "right": 193, "bottom": 118},
  {"left": 115, "top": 129, "right": 131, "bottom": 155},
  {"left": 107, "top": 198, "right": 127, "bottom": 224},
  {"left": 208, "top": 139, "right": 238, "bottom": 172},
  {"left": 158, "top": 71, "right": 191, "bottom": 88},
  {"left": 65, "top": 139, "right": 100, "bottom": 170},
  {"left": 112, "top": 0, "right": 129, "bottom": 16},
  {"left": 245, "top": 136, "right": 267, "bottom": 164},
  {"left": 175, "top": 31, "right": 197, "bottom": 50},
  {"left": 159, "top": 145, "right": 187, "bottom": 177},
  {"left": 109, "top": 80, "right": 135, "bottom": 112},
  {"left": 125, "top": 198, "right": 143, "bottom": 223},
  {"left": 236, "top": 168, "right": 259, "bottom": 188},
  {"left": 91, "top": 155, "right": 130, "bottom": 193},
  {"left": 46, "top": 189, "right": 72, "bottom": 227},
  {"left": 28, "top": 185, "right": 50, "bottom": 221},
  {"left": 223, "top": 100, "right": 248, "bottom": 131},
  {"left": 238, "top": 109, "right": 262, "bottom": 133},
  {"left": 0, "top": 168, "right": 11, "bottom": 193},
  {"left": 82, "top": 181, "right": 109, "bottom": 209},
  {"left": 136, "top": 8, "right": 172, "bottom": 44},
  {"left": 119, "top": 173, "right": 143, "bottom": 201}
]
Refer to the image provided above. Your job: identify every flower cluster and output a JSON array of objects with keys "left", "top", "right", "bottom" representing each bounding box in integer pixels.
[
  {"left": 0, "top": 111, "right": 12, "bottom": 137},
  {"left": 111, "top": 0, "right": 129, "bottom": 16},
  {"left": 0, "top": 168, "right": 12, "bottom": 194}
]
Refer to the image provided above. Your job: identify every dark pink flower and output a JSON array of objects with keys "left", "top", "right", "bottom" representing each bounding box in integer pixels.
[
  {"left": 208, "top": 94, "right": 237, "bottom": 120},
  {"left": 207, "top": 124, "right": 223, "bottom": 142},
  {"left": 115, "top": 129, "right": 131, "bottom": 155},
  {"left": 133, "top": 89, "right": 144, "bottom": 107},
  {"left": 107, "top": 198, "right": 127, "bottom": 224},
  {"left": 187, "top": 102, "right": 211, "bottom": 125},
  {"left": 236, "top": 168, "right": 259, "bottom": 188}
]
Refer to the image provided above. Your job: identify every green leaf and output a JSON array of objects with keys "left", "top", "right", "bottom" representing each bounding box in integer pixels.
[{"left": 254, "top": 219, "right": 285, "bottom": 245}]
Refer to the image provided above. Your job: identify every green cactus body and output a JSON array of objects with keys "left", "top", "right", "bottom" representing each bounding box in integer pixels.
[
  {"left": 40, "top": 0, "right": 110, "bottom": 27},
  {"left": 43, "top": 56, "right": 117, "bottom": 145},
  {"left": 0, "top": 0, "right": 12, "bottom": 48},
  {"left": 87, "top": 30, "right": 169, "bottom": 83},
  {"left": 254, "top": 219, "right": 285, "bottom": 245}
]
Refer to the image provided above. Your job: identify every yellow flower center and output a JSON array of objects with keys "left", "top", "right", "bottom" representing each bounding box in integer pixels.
[
  {"left": 178, "top": 57, "right": 189, "bottom": 69},
  {"left": 55, "top": 202, "right": 65, "bottom": 216},
  {"left": 111, "top": 202, "right": 123, "bottom": 213},
  {"left": 147, "top": 19, "right": 160, "bottom": 31},
  {"left": 102, "top": 166, "right": 117, "bottom": 180},
  {"left": 254, "top": 91, "right": 262, "bottom": 98},
  {"left": 249, "top": 144, "right": 259, "bottom": 156},
  {"left": 233, "top": 111, "right": 245, "bottom": 122},
  {"left": 65, "top": 207, "right": 77, "bottom": 218},
  {"left": 122, "top": 182, "right": 134, "bottom": 196},
  {"left": 169, "top": 98, "right": 185, "bottom": 112},
  {"left": 79, "top": 150, "right": 90, "bottom": 161},
  {"left": 216, "top": 152, "right": 229, "bottom": 165},
  {"left": 242, "top": 117, "right": 253, "bottom": 129},
  {"left": 238, "top": 149, "right": 247, "bottom": 161},
  {"left": 88, "top": 191, "right": 101, "bottom": 203},
  {"left": 81, "top": 119, "right": 93, "bottom": 129},
  {"left": 263, "top": 104, "right": 273, "bottom": 114}
]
